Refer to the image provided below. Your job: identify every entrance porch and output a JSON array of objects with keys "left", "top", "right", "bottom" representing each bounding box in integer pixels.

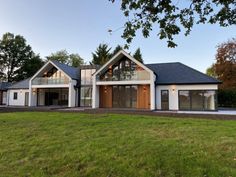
[{"left": 36, "top": 88, "right": 69, "bottom": 106}]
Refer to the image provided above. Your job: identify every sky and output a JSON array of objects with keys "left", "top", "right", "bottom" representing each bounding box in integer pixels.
[{"left": 0, "top": 0, "right": 235, "bottom": 72}]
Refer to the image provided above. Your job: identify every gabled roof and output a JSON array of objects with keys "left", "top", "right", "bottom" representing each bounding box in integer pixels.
[
  {"left": 94, "top": 50, "right": 154, "bottom": 76},
  {"left": 7, "top": 78, "right": 30, "bottom": 89},
  {"left": 0, "top": 82, "right": 12, "bottom": 90},
  {"left": 146, "top": 62, "right": 221, "bottom": 85},
  {"left": 50, "top": 60, "right": 79, "bottom": 80}
]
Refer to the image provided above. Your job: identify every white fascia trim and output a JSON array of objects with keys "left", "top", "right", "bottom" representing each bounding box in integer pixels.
[
  {"left": 93, "top": 50, "right": 155, "bottom": 77},
  {"left": 29, "top": 60, "right": 72, "bottom": 83},
  {"left": 96, "top": 80, "right": 152, "bottom": 85},
  {"left": 31, "top": 84, "right": 69, "bottom": 88}
]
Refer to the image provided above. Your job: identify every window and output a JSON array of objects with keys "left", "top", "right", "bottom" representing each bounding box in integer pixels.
[
  {"left": 13, "top": 92, "right": 18, "bottom": 100},
  {"left": 191, "top": 91, "right": 204, "bottom": 110},
  {"left": 179, "top": 91, "right": 191, "bottom": 110},
  {"left": 80, "top": 87, "right": 92, "bottom": 106},
  {"left": 179, "top": 90, "right": 217, "bottom": 111},
  {"left": 32, "top": 66, "right": 69, "bottom": 85},
  {"left": 98, "top": 57, "right": 150, "bottom": 81},
  {"left": 81, "top": 69, "right": 96, "bottom": 85}
]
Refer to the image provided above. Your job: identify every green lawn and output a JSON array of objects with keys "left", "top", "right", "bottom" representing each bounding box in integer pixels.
[{"left": 0, "top": 112, "right": 236, "bottom": 177}]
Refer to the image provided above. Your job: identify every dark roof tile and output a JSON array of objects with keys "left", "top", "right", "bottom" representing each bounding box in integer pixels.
[
  {"left": 8, "top": 78, "right": 30, "bottom": 89},
  {"left": 51, "top": 60, "right": 79, "bottom": 80},
  {"left": 0, "top": 82, "right": 12, "bottom": 90},
  {"left": 146, "top": 62, "right": 221, "bottom": 85}
]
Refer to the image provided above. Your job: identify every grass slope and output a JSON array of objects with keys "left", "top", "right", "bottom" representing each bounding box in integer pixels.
[{"left": 0, "top": 112, "right": 236, "bottom": 177}]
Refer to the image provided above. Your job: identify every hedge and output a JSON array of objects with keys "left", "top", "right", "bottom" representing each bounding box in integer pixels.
[{"left": 218, "top": 89, "right": 236, "bottom": 108}]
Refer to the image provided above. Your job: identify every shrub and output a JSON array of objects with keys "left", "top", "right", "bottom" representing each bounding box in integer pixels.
[{"left": 218, "top": 89, "right": 236, "bottom": 108}]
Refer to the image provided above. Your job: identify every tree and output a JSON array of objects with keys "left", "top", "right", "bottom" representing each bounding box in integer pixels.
[
  {"left": 206, "top": 64, "right": 216, "bottom": 78},
  {"left": 112, "top": 45, "right": 123, "bottom": 57},
  {"left": 69, "top": 54, "right": 84, "bottom": 67},
  {"left": 0, "top": 32, "right": 43, "bottom": 82},
  {"left": 14, "top": 54, "right": 44, "bottom": 81},
  {"left": 0, "top": 71, "right": 5, "bottom": 81},
  {"left": 133, "top": 48, "right": 143, "bottom": 63},
  {"left": 92, "top": 44, "right": 112, "bottom": 65},
  {"left": 110, "top": 0, "right": 236, "bottom": 48},
  {"left": 214, "top": 38, "right": 236, "bottom": 89},
  {"left": 46, "top": 50, "right": 69, "bottom": 64},
  {"left": 46, "top": 50, "right": 84, "bottom": 67}
]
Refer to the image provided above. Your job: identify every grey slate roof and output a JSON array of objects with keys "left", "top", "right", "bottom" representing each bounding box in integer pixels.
[
  {"left": 51, "top": 60, "right": 79, "bottom": 80},
  {"left": 0, "top": 82, "right": 12, "bottom": 90},
  {"left": 145, "top": 62, "right": 221, "bottom": 85},
  {"left": 7, "top": 78, "right": 30, "bottom": 89}
]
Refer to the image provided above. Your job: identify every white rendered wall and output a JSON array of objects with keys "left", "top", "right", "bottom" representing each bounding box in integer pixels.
[
  {"left": 8, "top": 89, "right": 29, "bottom": 106},
  {"left": 156, "top": 84, "right": 218, "bottom": 110}
]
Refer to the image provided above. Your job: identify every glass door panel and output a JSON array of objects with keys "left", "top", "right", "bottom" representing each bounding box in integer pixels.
[
  {"left": 112, "top": 85, "right": 137, "bottom": 108},
  {"left": 161, "top": 90, "right": 169, "bottom": 110}
]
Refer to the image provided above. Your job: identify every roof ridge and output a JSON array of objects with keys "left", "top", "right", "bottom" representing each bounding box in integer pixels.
[
  {"left": 145, "top": 62, "right": 181, "bottom": 65},
  {"left": 50, "top": 60, "right": 77, "bottom": 69}
]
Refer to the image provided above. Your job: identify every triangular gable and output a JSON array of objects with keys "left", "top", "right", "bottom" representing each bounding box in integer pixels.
[
  {"left": 94, "top": 50, "right": 154, "bottom": 77},
  {"left": 30, "top": 60, "right": 72, "bottom": 82}
]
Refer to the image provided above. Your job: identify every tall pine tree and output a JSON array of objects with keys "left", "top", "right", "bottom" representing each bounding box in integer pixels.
[
  {"left": 92, "top": 44, "right": 112, "bottom": 65},
  {"left": 111, "top": 45, "right": 123, "bottom": 57},
  {"left": 133, "top": 48, "right": 143, "bottom": 63}
]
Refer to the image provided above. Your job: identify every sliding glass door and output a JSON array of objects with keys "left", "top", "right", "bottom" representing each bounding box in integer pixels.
[
  {"left": 37, "top": 88, "right": 68, "bottom": 106},
  {"left": 112, "top": 85, "right": 137, "bottom": 108},
  {"left": 179, "top": 90, "right": 217, "bottom": 111}
]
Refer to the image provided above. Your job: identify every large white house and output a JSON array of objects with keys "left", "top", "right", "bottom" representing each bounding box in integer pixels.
[{"left": 5, "top": 50, "right": 220, "bottom": 111}]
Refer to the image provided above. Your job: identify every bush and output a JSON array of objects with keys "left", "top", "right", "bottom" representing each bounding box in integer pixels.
[{"left": 218, "top": 89, "right": 236, "bottom": 108}]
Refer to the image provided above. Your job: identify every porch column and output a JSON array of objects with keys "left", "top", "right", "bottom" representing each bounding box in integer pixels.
[
  {"left": 68, "top": 80, "right": 76, "bottom": 107},
  {"left": 29, "top": 79, "right": 37, "bottom": 106},
  {"left": 150, "top": 82, "right": 155, "bottom": 110},
  {"left": 150, "top": 74, "right": 156, "bottom": 110},
  {"left": 92, "top": 76, "right": 99, "bottom": 108}
]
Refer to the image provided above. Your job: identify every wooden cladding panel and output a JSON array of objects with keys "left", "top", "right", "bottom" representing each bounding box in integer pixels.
[
  {"left": 137, "top": 85, "right": 150, "bottom": 109},
  {"left": 99, "top": 86, "right": 112, "bottom": 108}
]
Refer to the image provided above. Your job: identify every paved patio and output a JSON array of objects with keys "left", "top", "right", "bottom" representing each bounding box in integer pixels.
[
  {"left": 177, "top": 110, "right": 236, "bottom": 115},
  {"left": 1, "top": 106, "right": 236, "bottom": 120}
]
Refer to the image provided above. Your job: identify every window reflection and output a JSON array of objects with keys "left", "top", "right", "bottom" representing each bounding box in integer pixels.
[
  {"left": 80, "top": 68, "right": 96, "bottom": 107},
  {"left": 99, "top": 58, "right": 150, "bottom": 81},
  {"left": 179, "top": 90, "right": 217, "bottom": 111},
  {"left": 80, "top": 87, "right": 92, "bottom": 107},
  {"left": 112, "top": 85, "right": 137, "bottom": 108},
  {"left": 32, "top": 66, "right": 69, "bottom": 85},
  {"left": 179, "top": 91, "right": 191, "bottom": 110},
  {"left": 81, "top": 69, "right": 96, "bottom": 85}
]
